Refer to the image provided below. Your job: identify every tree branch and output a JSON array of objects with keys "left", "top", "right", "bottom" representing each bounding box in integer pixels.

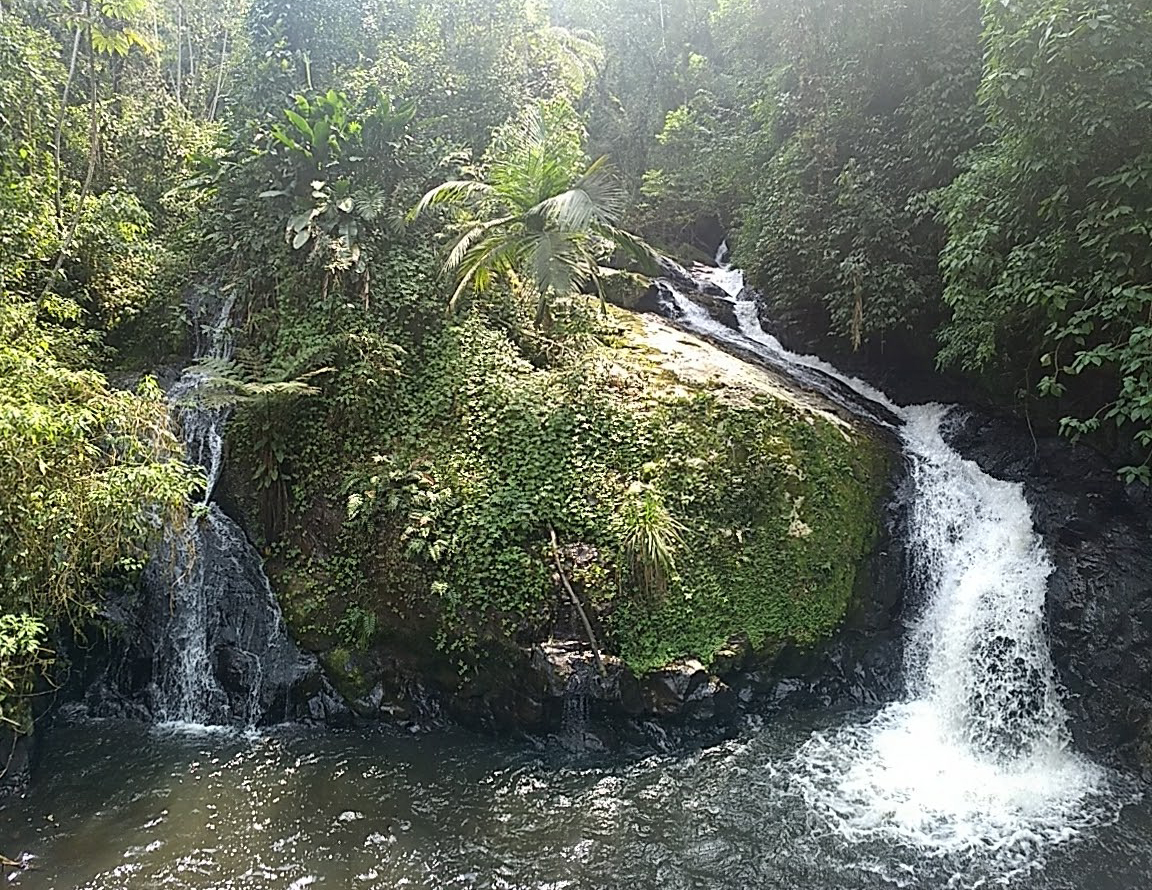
[{"left": 549, "top": 525, "right": 606, "bottom": 678}]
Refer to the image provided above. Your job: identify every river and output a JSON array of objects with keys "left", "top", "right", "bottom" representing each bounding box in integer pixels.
[{"left": 1, "top": 716, "right": 1150, "bottom": 889}]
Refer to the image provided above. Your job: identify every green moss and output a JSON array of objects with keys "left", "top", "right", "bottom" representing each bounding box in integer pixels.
[
  {"left": 261, "top": 303, "right": 891, "bottom": 676},
  {"left": 611, "top": 392, "right": 888, "bottom": 672},
  {"left": 318, "top": 647, "right": 371, "bottom": 701}
]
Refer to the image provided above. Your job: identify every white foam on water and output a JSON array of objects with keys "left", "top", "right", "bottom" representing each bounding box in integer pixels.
[
  {"left": 661, "top": 262, "right": 1131, "bottom": 882},
  {"left": 789, "top": 401, "right": 1115, "bottom": 880},
  {"left": 151, "top": 719, "right": 262, "bottom": 738}
]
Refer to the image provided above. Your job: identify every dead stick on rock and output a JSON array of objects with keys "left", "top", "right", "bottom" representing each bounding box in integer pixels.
[{"left": 548, "top": 525, "right": 606, "bottom": 678}]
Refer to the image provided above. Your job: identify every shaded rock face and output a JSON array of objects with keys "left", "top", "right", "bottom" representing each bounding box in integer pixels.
[
  {"left": 943, "top": 410, "right": 1152, "bottom": 767},
  {"left": 755, "top": 295, "right": 980, "bottom": 409},
  {"left": 77, "top": 508, "right": 342, "bottom": 728}
]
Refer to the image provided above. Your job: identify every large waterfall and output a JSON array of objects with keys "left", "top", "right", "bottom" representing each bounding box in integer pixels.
[{"left": 668, "top": 250, "right": 1112, "bottom": 869}]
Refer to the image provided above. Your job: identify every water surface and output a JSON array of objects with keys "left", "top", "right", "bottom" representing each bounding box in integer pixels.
[{"left": 2, "top": 717, "right": 1147, "bottom": 890}]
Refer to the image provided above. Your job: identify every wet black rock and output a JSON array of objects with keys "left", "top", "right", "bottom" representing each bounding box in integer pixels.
[
  {"left": 0, "top": 728, "right": 33, "bottom": 798},
  {"left": 78, "top": 506, "right": 333, "bottom": 728},
  {"left": 943, "top": 409, "right": 1152, "bottom": 767}
]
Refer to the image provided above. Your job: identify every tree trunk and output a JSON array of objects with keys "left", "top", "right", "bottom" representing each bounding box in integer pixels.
[
  {"left": 53, "top": 15, "right": 84, "bottom": 228},
  {"left": 534, "top": 287, "right": 553, "bottom": 331},
  {"left": 175, "top": 2, "right": 183, "bottom": 106},
  {"left": 208, "top": 29, "right": 229, "bottom": 121},
  {"left": 40, "top": 28, "right": 99, "bottom": 308},
  {"left": 187, "top": 31, "right": 196, "bottom": 99},
  {"left": 657, "top": 0, "right": 668, "bottom": 60}
]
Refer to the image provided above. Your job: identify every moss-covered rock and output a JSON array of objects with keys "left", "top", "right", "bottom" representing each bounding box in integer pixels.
[{"left": 245, "top": 302, "right": 892, "bottom": 724}]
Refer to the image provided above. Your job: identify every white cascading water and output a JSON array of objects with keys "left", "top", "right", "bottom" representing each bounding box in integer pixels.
[
  {"left": 673, "top": 246, "right": 1114, "bottom": 875},
  {"left": 150, "top": 291, "right": 237, "bottom": 725},
  {"left": 146, "top": 289, "right": 304, "bottom": 728}
]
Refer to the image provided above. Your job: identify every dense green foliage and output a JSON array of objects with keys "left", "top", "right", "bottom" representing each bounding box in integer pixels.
[
  {"left": 0, "top": 303, "right": 195, "bottom": 732},
  {"left": 270, "top": 310, "right": 886, "bottom": 674},
  {"left": 612, "top": 0, "right": 1150, "bottom": 473},
  {"left": 157, "top": 0, "right": 884, "bottom": 674},
  {"left": 412, "top": 98, "right": 655, "bottom": 327},
  {"left": 3, "top": 0, "right": 1142, "bottom": 731},
  {"left": 936, "top": 0, "right": 1152, "bottom": 476},
  {"left": 0, "top": 0, "right": 208, "bottom": 738}
]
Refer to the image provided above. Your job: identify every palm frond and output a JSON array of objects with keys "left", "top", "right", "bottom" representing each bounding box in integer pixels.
[
  {"left": 592, "top": 222, "right": 663, "bottom": 274},
  {"left": 447, "top": 234, "right": 528, "bottom": 313},
  {"left": 180, "top": 359, "right": 334, "bottom": 410},
  {"left": 529, "top": 188, "right": 599, "bottom": 232},
  {"left": 529, "top": 174, "right": 626, "bottom": 235},
  {"left": 525, "top": 230, "right": 599, "bottom": 297},
  {"left": 576, "top": 160, "right": 627, "bottom": 218},
  {"left": 408, "top": 180, "right": 494, "bottom": 220},
  {"left": 444, "top": 215, "right": 516, "bottom": 273},
  {"left": 488, "top": 102, "right": 584, "bottom": 212}
]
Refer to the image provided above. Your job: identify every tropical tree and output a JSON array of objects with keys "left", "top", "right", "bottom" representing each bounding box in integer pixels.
[
  {"left": 935, "top": 0, "right": 1152, "bottom": 476},
  {"left": 411, "top": 98, "right": 655, "bottom": 328}
]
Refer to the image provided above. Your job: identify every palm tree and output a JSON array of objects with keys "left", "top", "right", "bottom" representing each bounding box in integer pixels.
[{"left": 410, "top": 101, "right": 656, "bottom": 328}]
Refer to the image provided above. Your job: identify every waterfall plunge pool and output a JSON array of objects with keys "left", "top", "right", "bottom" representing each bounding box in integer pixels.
[{"left": 1, "top": 716, "right": 1148, "bottom": 890}]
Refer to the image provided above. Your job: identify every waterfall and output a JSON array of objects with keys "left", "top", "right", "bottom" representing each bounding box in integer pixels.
[
  {"left": 140, "top": 288, "right": 311, "bottom": 728},
  {"left": 560, "top": 671, "right": 592, "bottom": 753},
  {"left": 667, "top": 257, "right": 1112, "bottom": 866}
]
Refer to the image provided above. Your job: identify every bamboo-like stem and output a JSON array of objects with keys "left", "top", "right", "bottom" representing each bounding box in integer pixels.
[
  {"left": 186, "top": 31, "right": 195, "bottom": 92},
  {"left": 53, "top": 13, "right": 85, "bottom": 228},
  {"left": 40, "top": 25, "right": 99, "bottom": 307},
  {"left": 549, "top": 525, "right": 606, "bottom": 678},
  {"left": 175, "top": 1, "right": 183, "bottom": 106},
  {"left": 208, "top": 29, "right": 229, "bottom": 121}
]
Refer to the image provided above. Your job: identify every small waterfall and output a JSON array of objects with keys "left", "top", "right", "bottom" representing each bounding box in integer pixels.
[
  {"left": 661, "top": 258, "right": 1114, "bottom": 869},
  {"left": 706, "top": 240, "right": 746, "bottom": 298},
  {"left": 560, "top": 671, "right": 592, "bottom": 752},
  {"left": 139, "top": 288, "right": 312, "bottom": 727}
]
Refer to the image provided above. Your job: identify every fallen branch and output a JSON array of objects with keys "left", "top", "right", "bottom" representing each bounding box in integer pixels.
[
  {"left": 0, "top": 848, "right": 33, "bottom": 871},
  {"left": 548, "top": 525, "right": 606, "bottom": 678}
]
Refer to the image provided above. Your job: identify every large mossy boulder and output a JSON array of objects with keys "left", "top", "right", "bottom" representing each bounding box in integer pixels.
[{"left": 247, "top": 305, "right": 894, "bottom": 730}]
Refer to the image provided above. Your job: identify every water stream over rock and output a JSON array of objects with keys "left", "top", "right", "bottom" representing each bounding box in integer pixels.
[
  {"left": 85, "top": 288, "right": 324, "bottom": 727},
  {"left": 669, "top": 253, "right": 1128, "bottom": 873},
  {"left": 4, "top": 257, "right": 1147, "bottom": 889}
]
